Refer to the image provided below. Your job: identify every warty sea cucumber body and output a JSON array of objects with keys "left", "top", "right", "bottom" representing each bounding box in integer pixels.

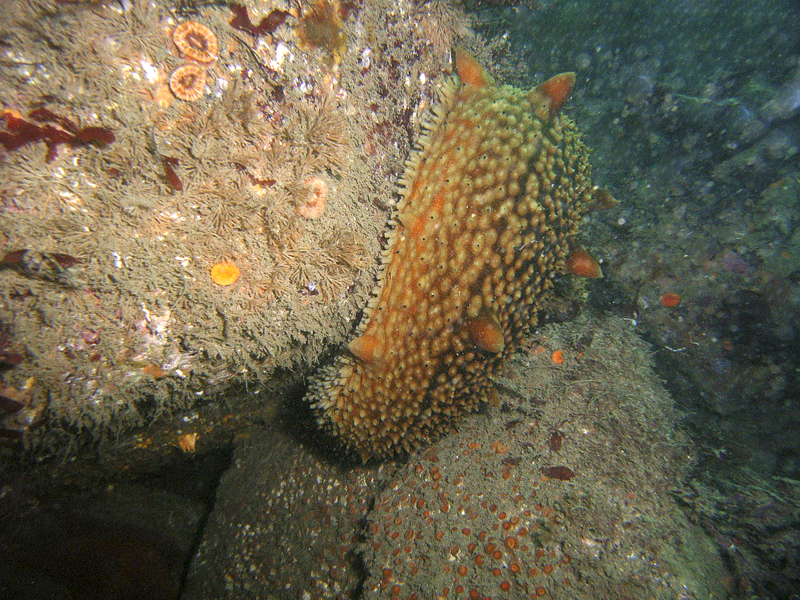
[{"left": 306, "top": 49, "right": 611, "bottom": 461}]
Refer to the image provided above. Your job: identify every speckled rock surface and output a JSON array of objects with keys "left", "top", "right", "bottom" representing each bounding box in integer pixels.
[
  {"left": 490, "top": 0, "right": 800, "bottom": 480},
  {"left": 181, "top": 425, "right": 386, "bottom": 600},
  {"left": 360, "top": 315, "right": 728, "bottom": 599}
]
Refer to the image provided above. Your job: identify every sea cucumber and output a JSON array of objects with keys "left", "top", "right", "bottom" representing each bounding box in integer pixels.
[{"left": 306, "top": 49, "right": 611, "bottom": 461}]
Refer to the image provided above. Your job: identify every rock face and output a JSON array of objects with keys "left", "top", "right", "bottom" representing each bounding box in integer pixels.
[
  {"left": 360, "top": 315, "right": 728, "bottom": 599},
  {"left": 182, "top": 316, "right": 728, "bottom": 599},
  {"left": 0, "top": 0, "right": 469, "bottom": 453},
  {"left": 181, "top": 426, "right": 384, "bottom": 600},
  {"left": 307, "top": 49, "right": 608, "bottom": 461}
]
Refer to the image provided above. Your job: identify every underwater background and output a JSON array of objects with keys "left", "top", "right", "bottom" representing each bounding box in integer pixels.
[{"left": 0, "top": 0, "right": 798, "bottom": 598}]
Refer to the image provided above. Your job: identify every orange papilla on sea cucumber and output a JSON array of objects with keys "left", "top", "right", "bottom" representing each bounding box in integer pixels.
[
  {"left": 305, "top": 49, "right": 610, "bottom": 461},
  {"left": 565, "top": 245, "right": 603, "bottom": 278}
]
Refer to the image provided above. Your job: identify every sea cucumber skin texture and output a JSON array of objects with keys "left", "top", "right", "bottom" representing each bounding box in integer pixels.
[{"left": 307, "top": 53, "right": 600, "bottom": 461}]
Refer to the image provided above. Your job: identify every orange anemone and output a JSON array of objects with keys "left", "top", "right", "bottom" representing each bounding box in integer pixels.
[
  {"left": 169, "top": 64, "right": 206, "bottom": 101},
  {"left": 211, "top": 262, "right": 240, "bottom": 286},
  {"left": 173, "top": 21, "right": 219, "bottom": 63}
]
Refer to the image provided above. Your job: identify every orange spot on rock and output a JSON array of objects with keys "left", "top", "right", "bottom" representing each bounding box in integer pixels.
[
  {"left": 177, "top": 432, "right": 198, "bottom": 453},
  {"left": 210, "top": 262, "right": 240, "bottom": 286},
  {"left": 660, "top": 292, "right": 681, "bottom": 307},
  {"left": 141, "top": 364, "right": 168, "bottom": 378},
  {"left": 490, "top": 440, "right": 510, "bottom": 454},
  {"left": 551, "top": 350, "right": 564, "bottom": 365}
]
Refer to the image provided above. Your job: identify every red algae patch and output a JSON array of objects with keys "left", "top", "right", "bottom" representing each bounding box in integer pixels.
[
  {"left": 0, "top": 107, "right": 114, "bottom": 162},
  {"left": 229, "top": 3, "right": 291, "bottom": 37}
]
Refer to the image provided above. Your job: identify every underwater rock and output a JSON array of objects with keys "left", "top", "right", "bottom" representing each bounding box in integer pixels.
[
  {"left": 763, "top": 67, "right": 800, "bottom": 122},
  {"left": 360, "top": 316, "right": 728, "bottom": 599},
  {"left": 0, "top": 0, "right": 472, "bottom": 453},
  {"left": 182, "top": 426, "right": 383, "bottom": 599}
]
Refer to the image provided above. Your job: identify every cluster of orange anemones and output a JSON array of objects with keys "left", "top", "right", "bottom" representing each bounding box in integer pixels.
[{"left": 169, "top": 21, "right": 219, "bottom": 102}]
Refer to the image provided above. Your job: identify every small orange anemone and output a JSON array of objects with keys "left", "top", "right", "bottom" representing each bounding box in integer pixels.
[
  {"left": 173, "top": 21, "right": 219, "bottom": 63},
  {"left": 295, "top": 175, "right": 328, "bottom": 219},
  {"left": 551, "top": 350, "right": 564, "bottom": 365},
  {"left": 169, "top": 64, "right": 206, "bottom": 101},
  {"left": 211, "top": 262, "right": 240, "bottom": 286}
]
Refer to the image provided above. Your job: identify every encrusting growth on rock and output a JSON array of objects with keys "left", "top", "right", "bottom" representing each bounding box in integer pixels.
[
  {"left": 305, "top": 49, "right": 613, "bottom": 461},
  {"left": 294, "top": 175, "right": 329, "bottom": 219}
]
